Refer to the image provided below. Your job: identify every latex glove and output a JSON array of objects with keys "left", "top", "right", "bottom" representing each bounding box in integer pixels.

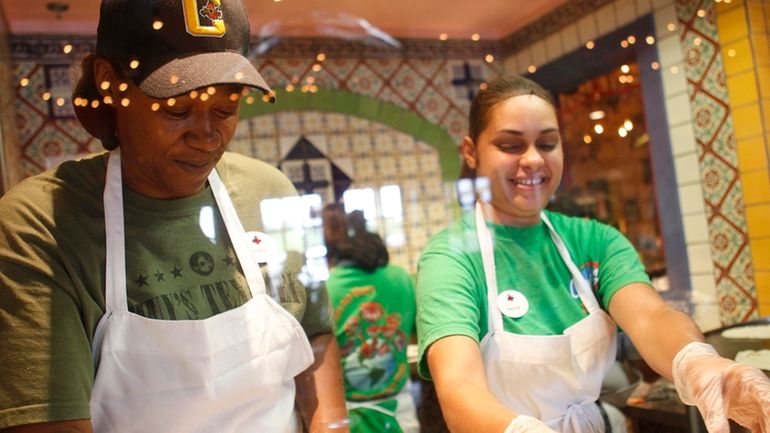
[
  {"left": 672, "top": 341, "right": 770, "bottom": 433},
  {"left": 504, "top": 415, "right": 559, "bottom": 433}
]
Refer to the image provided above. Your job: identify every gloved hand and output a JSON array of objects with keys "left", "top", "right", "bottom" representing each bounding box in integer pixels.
[
  {"left": 672, "top": 341, "right": 770, "bottom": 433},
  {"left": 504, "top": 415, "right": 559, "bottom": 433}
]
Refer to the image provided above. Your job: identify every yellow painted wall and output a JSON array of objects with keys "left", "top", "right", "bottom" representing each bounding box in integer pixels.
[{"left": 718, "top": 0, "right": 770, "bottom": 316}]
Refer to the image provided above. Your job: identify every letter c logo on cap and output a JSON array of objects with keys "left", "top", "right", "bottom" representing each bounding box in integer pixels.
[{"left": 182, "top": 0, "right": 226, "bottom": 37}]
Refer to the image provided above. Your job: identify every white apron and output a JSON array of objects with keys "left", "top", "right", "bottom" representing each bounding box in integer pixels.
[
  {"left": 475, "top": 203, "right": 617, "bottom": 433},
  {"left": 345, "top": 380, "right": 420, "bottom": 433},
  {"left": 90, "top": 150, "right": 314, "bottom": 433}
]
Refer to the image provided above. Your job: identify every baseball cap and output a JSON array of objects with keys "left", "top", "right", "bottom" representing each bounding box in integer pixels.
[{"left": 95, "top": 0, "right": 271, "bottom": 99}]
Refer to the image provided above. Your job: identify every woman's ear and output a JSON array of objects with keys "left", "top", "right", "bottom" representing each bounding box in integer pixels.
[
  {"left": 460, "top": 136, "right": 477, "bottom": 170},
  {"left": 92, "top": 58, "right": 120, "bottom": 101}
]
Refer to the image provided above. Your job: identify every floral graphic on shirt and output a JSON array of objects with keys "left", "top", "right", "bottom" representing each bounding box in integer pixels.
[{"left": 334, "top": 286, "right": 408, "bottom": 399}]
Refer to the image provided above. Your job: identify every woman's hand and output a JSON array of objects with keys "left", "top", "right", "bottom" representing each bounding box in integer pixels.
[
  {"left": 672, "top": 342, "right": 770, "bottom": 433},
  {"left": 504, "top": 415, "right": 559, "bottom": 433}
]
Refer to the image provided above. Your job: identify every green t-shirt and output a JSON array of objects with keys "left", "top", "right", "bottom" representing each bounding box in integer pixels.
[
  {"left": 0, "top": 151, "right": 332, "bottom": 429},
  {"left": 326, "top": 263, "right": 416, "bottom": 401},
  {"left": 415, "top": 210, "right": 651, "bottom": 379}
]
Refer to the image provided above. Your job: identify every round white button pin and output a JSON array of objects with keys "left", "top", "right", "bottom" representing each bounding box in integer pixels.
[{"left": 497, "top": 290, "right": 529, "bottom": 318}]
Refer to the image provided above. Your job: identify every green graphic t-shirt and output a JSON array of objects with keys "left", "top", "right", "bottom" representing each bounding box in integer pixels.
[{"left": 327, "top": 263, "right": 416, "bottom": 401}]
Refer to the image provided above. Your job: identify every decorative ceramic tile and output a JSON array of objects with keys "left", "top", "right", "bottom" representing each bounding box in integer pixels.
[
  {"left": 676, "top": 0, "right": 757, "bottom": 323},
  {"left": 13, "top": 97, "right": 44, "bottom": 144},
  {"left": 683, "top": 32, "right": 718, "bottom": 81},
  {"left": 327, "top": 134, "right": 352, "bottom": 157},
  {"left": 711, "top": 116, "right": 738, "bottom": 165},
  {"left": 376, "top": 86, "right": 409, "bottom": 110},
  {"left": 390, "top": 63, "right": 427, "bottom": 103},
  {"left": 367, "top": 58, "right": 401, "bottom": 80},
  {"left": 324, "top": 58, "right": 358, "bottom": 82},
  {"left": 22, "top": 124, "right": 80, "bottom": 170},
  {"left": 690, "top": 92, "right": 729, "bottom": 146},
  {"left": 346, "top": 63, "right": 384, "bottom": 95},
  {"left": 699, "top": 152, "right": 735, "bottom": 205},
  {"left": 708, "top": 215, "right": 746, "bottom": 269},
  {"left": 408, "top": 59, "right": 445, "bottom": 82},
  {"left": 414, "top": 85, "right": 450, "bottom": 125}
]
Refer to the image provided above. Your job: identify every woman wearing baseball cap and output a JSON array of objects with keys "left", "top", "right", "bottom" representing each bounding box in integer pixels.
[{"left": 0, "top": 1, "right": 349, "bottom": 432}]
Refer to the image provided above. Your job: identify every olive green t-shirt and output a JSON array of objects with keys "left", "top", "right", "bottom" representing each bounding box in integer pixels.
[{"left": 0, "top": 151, "right": 332, "bottom": 429}]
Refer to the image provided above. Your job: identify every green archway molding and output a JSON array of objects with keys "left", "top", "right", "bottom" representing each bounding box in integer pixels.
[{"left": 239, "top": 88, "right": 460, "bottom": 181}]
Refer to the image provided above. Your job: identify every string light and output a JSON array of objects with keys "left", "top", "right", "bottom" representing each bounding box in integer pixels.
[
  {"left": 471, "top": 33, "right": 480, "bottom": 41},
  {"left": 152, "top": 20, "right": 164, "bottom": 30},
  {"left": 439, "top": 33, "right": 448, "bottom": 41},
  {"left": 19, "top": 78, "right": 29, "bottom": 87},
  {"left": 485, "top": 54, "right": 494, "bottom": 63},
  {"left": 527, "top": 64, "right": 537, "bottom": 73},
  {"left": 62, "top": 44, "right": 73, "bottom": 54},
  {"left": 585, "top": 40, "right": 595, "bottom": 49}
]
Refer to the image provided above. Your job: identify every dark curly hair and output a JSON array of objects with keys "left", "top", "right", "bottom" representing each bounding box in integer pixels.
[{"left": 321, "top": 204, "right": 389, "bottom": 273}]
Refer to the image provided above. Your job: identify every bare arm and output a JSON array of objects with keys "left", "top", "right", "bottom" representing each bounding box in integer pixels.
[
  {"left": 608, "top": 282, "right": 704, "bottom": 379},
  {"left": 427, "top": 335, "right": 516, "bottom": 433},
  {"left": 294, "top": 333, "right": 350, "bottom": 433},
  {"left": 0, "top": 420, "right": 92, "bottom": 433}
]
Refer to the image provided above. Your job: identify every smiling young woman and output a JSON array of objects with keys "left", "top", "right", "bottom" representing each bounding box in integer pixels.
[{"left": 415, "top": 75, "right": 770, "bottom": 433}]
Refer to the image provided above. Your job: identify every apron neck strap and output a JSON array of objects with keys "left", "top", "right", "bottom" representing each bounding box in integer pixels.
[
  {"left": 103, "top": 149, "right": 127, "bottom": 311},
  {"left": 103, "top": 150, "right": 266, "bottom": 313},
  {"left": 474, "top": 203, "right": 601, "bottom": 333},
  {"left": 207, "top": 169, "right": 266, "bottom": 298}
]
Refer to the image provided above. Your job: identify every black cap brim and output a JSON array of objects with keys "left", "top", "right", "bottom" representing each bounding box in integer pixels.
[{"left": 137, "top": 51, "right": 273, "bottom": 100}]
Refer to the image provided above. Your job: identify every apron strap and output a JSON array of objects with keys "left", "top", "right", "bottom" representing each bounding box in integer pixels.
[
  {"left": 207, "top": 169, "right": 266, "bottom": 298},
  {"left": 540, "top": 212, "right": 601, "bottom": 313},
  {"left": 102, "top": 151, "right": 266, "bottom": 315},
  {"left": 475, "top": 202, "right": 504, "bottom": 333},
  {"left": 104, "top": 150, "right": 128, "bottom": 311}
]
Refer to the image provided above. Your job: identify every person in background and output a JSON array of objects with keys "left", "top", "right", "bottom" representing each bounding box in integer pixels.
[
  {"left": 415, "top": 75, "right": 770, "bottom": 433},
  {"left": 322, "top": 204, "right": 420, "bottom": 433},
  {"left": 0, "top": 0, "right": 348, "bottom": 432}
]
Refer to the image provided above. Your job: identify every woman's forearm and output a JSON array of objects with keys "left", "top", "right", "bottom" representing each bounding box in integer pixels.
[
  {"left": 428, "top": 335, "right": 516, "bottom": 433},
  {"left": 610, "top": 283, "right": 704, "bottom": 379},
  {"left": 294, "top": 333, "right": 350, "bottom": 433}
]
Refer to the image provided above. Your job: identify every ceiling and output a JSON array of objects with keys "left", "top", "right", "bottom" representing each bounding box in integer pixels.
[{"left": 1, "top": 0, "right": 568, "bottom": 41}]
